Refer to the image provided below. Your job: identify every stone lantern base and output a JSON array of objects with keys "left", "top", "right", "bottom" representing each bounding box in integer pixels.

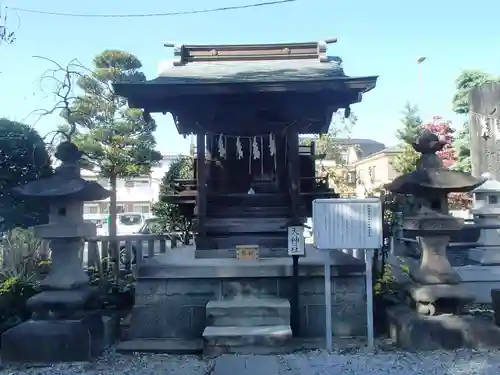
[
  {"left": 403, "top": 215, "right": 475, "bottom": 315},
  {"left": 408, "top": 284, "right": 474, "bottom": 315},
  {"left": 1, "top": 287, "right": 107, "bottom": 364}
]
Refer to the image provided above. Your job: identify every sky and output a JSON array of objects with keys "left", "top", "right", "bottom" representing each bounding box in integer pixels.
[{"left": 0, "top": 0, "right": 499, "bottom": 154}]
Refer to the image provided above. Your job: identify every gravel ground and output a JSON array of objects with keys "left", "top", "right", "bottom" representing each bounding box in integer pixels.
[{"left": 2, "top": 347, "right": 500, "bottom": 375}]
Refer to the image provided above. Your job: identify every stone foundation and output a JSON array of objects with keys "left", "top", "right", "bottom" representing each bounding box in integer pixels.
[
  {"left": 129, "top": 246, "right": 367, "bottom": 341},
  {"left": 387, "top": 305, "right": 500, "bottom": 350}
]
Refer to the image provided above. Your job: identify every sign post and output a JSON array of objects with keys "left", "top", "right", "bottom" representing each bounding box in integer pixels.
[
  {"left": 313, "top": 198, "right": 383, "bottom": 351},
  {"left": 288, "top": 225, "right": 305, "bottom": 336}
]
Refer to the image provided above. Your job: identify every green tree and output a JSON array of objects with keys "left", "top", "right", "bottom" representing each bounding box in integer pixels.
[
  {"left": 451, "top": 70, "right": 499, "bottom": 172},
  {"left": 299, "top": 110, "right": 357, "bottom": 194},
  {"left": 395, "top": 102, "right": 423, "bottom": 144},
  {"left": 452, "top": 70, "right": 497, "bottom": 115},
  {"left": 152, "top": 156, "right": 194, "bottom": 244},
  {"left": 0, "top": 119, "right": 52, "bottom": 230},
  {"left": 392, "top": 103, "right": 423, "bottom": 174},
  {"left": 61, "top": 50, "right": 162, "bottom": 251},
  {"left": 302, "top": 110, "right": 357, "bottom": 161},
  {"left": 392, "top": 144, "right": 419, "bottom": 175},
  {"left": 451, "top": 122, "right": 471, "bottom": 173}
]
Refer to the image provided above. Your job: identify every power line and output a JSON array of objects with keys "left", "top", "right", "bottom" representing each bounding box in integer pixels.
[{"left": 7, "top": 0, "right": 297, "bottom": 18}]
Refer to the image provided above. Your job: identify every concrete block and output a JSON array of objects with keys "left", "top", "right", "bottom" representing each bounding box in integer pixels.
[
  {"left": 387, "top": 305, "right": 500, "bottom": 350},
  {"left": 1, "top": 313, "right": 104, "bottom": 364},
  {"left": 203, "top": 325, "right": 292, "bottom": 353},
  {"left": 206, "top": 298, "right": 290, "bottom": 327},
  {"left": 469, "top": 248, "right": 500, "bottom": 265}
]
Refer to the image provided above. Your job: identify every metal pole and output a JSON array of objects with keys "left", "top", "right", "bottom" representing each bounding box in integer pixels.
[
  {"left": 324, "top": 251, "right": 333, "bottom": 352},
  {"left": 291, "top": 254, "right": 300, "bottom": 336},
  {"left": 365, "top": 248, "right": 375, "bottom": 350},
  {"left": 416, "top": 56, "right": 426, "bottom": 105},
  {"left": 417, "top": 63, "right": 422, "bottom": 103}
]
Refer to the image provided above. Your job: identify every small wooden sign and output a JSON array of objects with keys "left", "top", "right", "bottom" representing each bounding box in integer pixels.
[
  {"left": 236, "top": 245, "right": 259, "bottom": 260},
  {"left": 288, "top": 226, "right": 305, "bottom": 256}
]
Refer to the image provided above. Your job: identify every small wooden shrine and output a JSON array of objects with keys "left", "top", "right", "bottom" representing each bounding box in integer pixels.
[{"left": 113, "top": 40, "right": 378, "bottom": 258}]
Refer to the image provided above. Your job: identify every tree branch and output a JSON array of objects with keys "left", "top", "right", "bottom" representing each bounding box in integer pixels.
[{"left": 29, "top": 56, "right": 112, "bottom": 139}]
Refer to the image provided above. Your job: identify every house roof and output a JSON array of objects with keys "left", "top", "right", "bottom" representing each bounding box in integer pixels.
[
  {"left": 349, "top": 144, "right": 402, "bottom": 166},
  {"left": 335, "top": 138, "right": 387, "bottom": 159}
]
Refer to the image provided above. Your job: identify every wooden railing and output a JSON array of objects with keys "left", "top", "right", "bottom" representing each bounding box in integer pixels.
[
  {"left": 85, "top": 234, "right": 178, "bottom": 269},
  {"left": 40, "top": 234, "right": 179, "bottom": 275}
]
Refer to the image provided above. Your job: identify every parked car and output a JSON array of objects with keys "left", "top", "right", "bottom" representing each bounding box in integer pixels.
[
  {"left": 119, "top": 217, "right": 172, "bottom": 265},
  {"left": 117, "top": 212, "right": 147, "bottom": 235}
]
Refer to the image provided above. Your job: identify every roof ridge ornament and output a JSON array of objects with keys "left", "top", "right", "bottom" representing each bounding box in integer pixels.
[
  {"left": 318, "top": 38, "right": 337, "bottom": 63},
  {"left": 163, "top": 39, "right": 338, "bottom": 65}
]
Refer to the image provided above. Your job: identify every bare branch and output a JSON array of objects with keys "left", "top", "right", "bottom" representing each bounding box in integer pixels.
[
  {"left": 42, "top": 129, "right": 70, "bottom": 146},
  {"left": 29, "top": 56, "right": 85, "bottom": 138},
  {"left": 30, "top": 56, "right": 117, "bottom": 139}
]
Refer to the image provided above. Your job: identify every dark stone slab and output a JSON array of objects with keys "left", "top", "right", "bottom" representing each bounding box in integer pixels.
[
  {"left": 1, "top": 312, "right": 105, "bottom": 364},
  {"left": 387, "top": 305, "right": 500, "bottom": 350},
  {"left": 102, "top": 314, "right": 120, "bottom": 349},
  {"left": 27, "top": 287, "right": 98, "bottom": 313},
  {"left": 139, "top": 250, "right": 365, "bottom": 279}
]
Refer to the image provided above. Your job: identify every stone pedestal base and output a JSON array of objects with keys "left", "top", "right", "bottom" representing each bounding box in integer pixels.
[
  {"left": 27, "top": 287, "right": 98, "bottom": 313},
  {"left": 1, "top": 312, "right": 105, "bottom": 364},
  {"left": 469, "top": 247, "right": 500, "bottom": 265},
  {"left": 387, "top": 305, "right": 500, "bottom": 350},
  {"left": 408, "top": 284, "right": 475, "bottom": 315},
  {"left": 127, "top": 247, "right": 367, "bottom": 349}
]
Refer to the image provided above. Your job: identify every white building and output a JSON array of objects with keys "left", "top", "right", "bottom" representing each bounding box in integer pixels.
[{"left": 82, "top": 153, "right": 190, "bottom": 220}]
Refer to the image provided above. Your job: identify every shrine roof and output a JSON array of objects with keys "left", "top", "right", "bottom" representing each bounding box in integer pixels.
[
  {"left": 113, "top": 41, "right": 378, "bottom": 101},
  {"left": 154, "top": 57, "right": 346, "bottom": 84}
]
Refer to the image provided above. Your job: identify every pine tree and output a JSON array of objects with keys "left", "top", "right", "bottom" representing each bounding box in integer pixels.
[
  {"left": 396, "top": 102, "right": 423, "bottom": 144},
  {"left": 392, "top": 103, "right": 423, "bottom": 174},
  {"left": 60, "top": 50, "right": 162, "bottom": 271}
]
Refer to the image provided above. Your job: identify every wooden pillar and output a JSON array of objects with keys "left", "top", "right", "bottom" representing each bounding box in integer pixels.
[
  {"left": 287, "top": 132, "right": 301, "bottom": 224},
  {"left": 196, "top": 133, "right": 207, "bottom": 239}
]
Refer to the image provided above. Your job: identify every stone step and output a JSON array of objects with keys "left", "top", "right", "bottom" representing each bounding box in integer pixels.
[
  {"left": 208, "top": 206, "right": 290, "bottom": 218},
  {"left": 207, "top": 193, "right": 289, "bottom": 207},
  {"left": 206, "top": 298, "right": 290, "bottom": 327},
  {"left": 205, "top": 217, "right": 289, "bottom": 234},
  {"left": 202, "top": 325, "right": 292, "bottom": 352}
]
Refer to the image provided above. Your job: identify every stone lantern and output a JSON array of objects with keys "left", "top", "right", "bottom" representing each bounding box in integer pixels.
[
  {"left": 469, "top": 173, "right": 500, "bottom": 264},
  {"left": 386, "top": 131, "right": 485, "bottom": 316},
  {"left": 1, "top": 141, "right": 110, "bottom": 364}
]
